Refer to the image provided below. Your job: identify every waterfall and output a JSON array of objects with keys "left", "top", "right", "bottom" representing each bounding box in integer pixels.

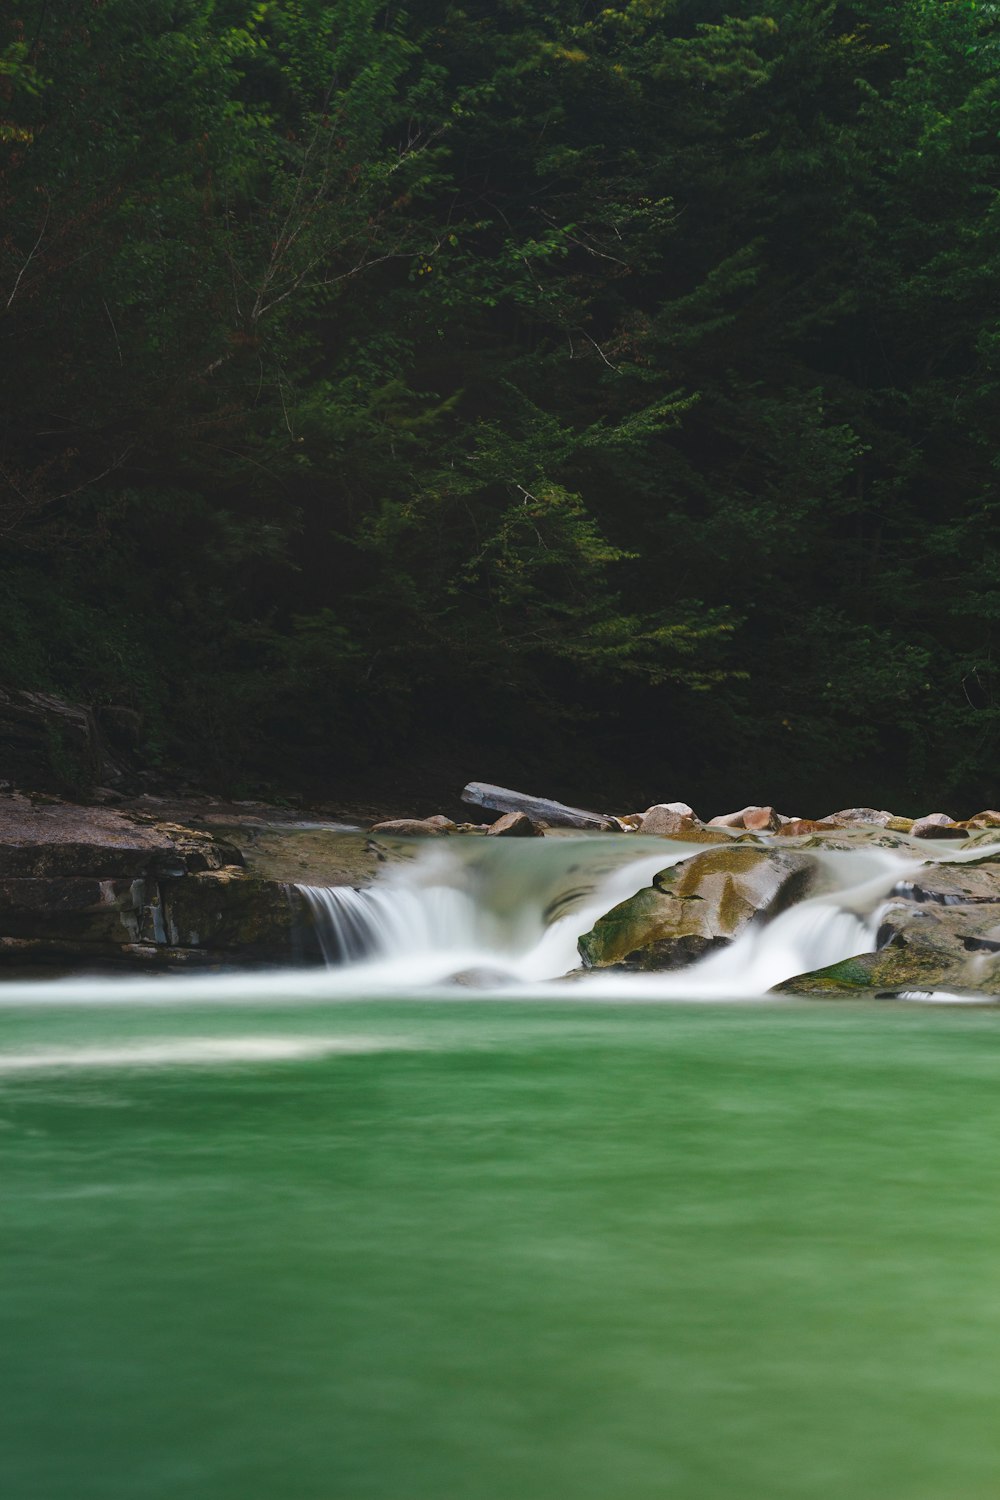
[
  {"left": 291, "top": 838, "right": 910, "bottom": 996},
  {"left": 296, "top": 880, "right": 486, "bottom": 965}
]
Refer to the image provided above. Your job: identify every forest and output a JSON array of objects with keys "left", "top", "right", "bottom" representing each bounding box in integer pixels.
[{"left": 1, "top": 0, "right": 998, "bottom": 810}]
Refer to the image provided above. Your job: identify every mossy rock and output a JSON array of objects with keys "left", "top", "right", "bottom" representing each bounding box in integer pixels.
[
  {"left": 579, "top": 846, "right": 816, "bottom": 971},
  {"left": 775, "top": 943, "right": 961, "bottom": 995}
]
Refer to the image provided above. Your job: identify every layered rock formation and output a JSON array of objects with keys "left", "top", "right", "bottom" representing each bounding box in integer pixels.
[{"left": 0, "top": 792, "right": 310, "bottom": 969}]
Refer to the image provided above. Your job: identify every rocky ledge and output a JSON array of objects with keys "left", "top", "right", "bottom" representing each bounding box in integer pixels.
[{"left": 0, "top": 791, "right": 319, "bottom": 970}]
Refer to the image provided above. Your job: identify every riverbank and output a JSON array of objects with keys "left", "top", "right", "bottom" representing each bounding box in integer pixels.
[{"left": 5, "top": 783, "right": 1000, "bottom": 996}]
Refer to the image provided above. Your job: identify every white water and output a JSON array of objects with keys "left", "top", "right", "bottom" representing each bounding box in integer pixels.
[
  {"left": 288, "top": 837, "right": 911, "bottom": 1000},
  {"left": 6, "top": 830, "right": 979, "bottom": 1006}
]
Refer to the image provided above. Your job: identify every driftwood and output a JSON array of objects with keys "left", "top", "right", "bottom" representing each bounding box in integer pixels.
[{"left": 461, "top": 781, "right": 622, "bottom": 831}]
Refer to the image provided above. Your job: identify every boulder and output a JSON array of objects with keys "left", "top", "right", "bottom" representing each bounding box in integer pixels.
[
  {"left": 742, "top": 806, "right": 782, "bottom": 832},
  {"left": 369, "top": 817, "right": 452, "bottom": 836},
  {"left": 910, "top": 813, "right": 966, "bottom": 838},
  {"left": 777, "top": 857, "right": 1000, "bottom": 995},
  {"left": 486, "top": 811, "right": 543, "bottom": 838},
  {"left": 707, "top": 805, "right": 780, "bottom": 831},
  {"left": 824, "top": 808, "right": 895, "bottom": 828},
  {"left": 968, "top": 810, "right": 1000, "bottom": 829},
  {"left": 578, "top": 845, "right": 816, "bottom": 971},
  {"left": 638, "top": 803, "right": 700, "bottom": 837}
]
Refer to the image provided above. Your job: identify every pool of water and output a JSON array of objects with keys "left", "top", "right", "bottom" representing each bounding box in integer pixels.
[{"left": 4, "top": 995, "right": 1000, "bottom": 1499}]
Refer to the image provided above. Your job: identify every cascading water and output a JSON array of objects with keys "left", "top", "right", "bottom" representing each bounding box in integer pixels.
[{"left": 292, "top": 836, "right": 911, "bottom": 998}]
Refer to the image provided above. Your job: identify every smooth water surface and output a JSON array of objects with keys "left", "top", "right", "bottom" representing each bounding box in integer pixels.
[{"left": 4, "top": 996, "right": 1000, "bottom": 1499}]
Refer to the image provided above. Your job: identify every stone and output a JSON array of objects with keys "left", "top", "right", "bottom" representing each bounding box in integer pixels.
[
  {"left": 486, "top": 811, "right": 544, "bottom": 837},
  {"left": 578, "top": 845, "right": 816, "bottom": 971},
  {"left": 777, "top": 858, "right": 1000, "bottom": 995},
  {"left": 910, "top": 813, "right": 966, "bottom": 838},
  {"left": 823, "top": 808, "right": 895, "bottom": 827},
  {"left": 707, "top": 805, "right": 779, "bottom": 831},
  {"left": 742, "top": 806, "right": 782, "bottom": 832},
  {"left": 638, "top": 803, "right": 700, "bottom": 837},
  {"left": 968, "top": 811, "right": 1000, "bottom": 829},
  {"left": 369, "top": 817, "right": 452, "bottom": 836}
]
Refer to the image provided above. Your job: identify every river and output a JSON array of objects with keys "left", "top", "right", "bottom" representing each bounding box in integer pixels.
[{"left": 4, "top": 835, "right": 1000, "bottom": 1498}]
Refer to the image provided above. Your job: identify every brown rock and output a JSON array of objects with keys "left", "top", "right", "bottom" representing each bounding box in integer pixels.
[
  {"left": 967, "top": 811, "right": 1000, "bottom": 829},
  {"left": 369, "top": 817, "right": 452, "bottom": 836},
  {"left": 742, "top": 806, "right": 782, "bottom": 833},
  {"left": 578, "top": 845, "right": 816, "bottom": 971},
  {"left": 910, "top": 813, "right": 965, "bottom": 838},
  {"left": 824, "top": 808, "right": 895, "bottom": 828},
  {"left": 707, "top": 805, "right": 780, "bottom": 831},
  {"left": 638, "top": 803, "right": 700, "bottom": 837},
  {"left": 486, "top": 811, "right": 543, "bottom": 837}
]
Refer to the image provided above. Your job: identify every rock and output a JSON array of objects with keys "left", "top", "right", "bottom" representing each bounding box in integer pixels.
[
  {"left": 777, "top": 857, "right": 1000, "bottom": 995},
  {"left": 461, "top": 781, "right": 620, "bottom": 831},
  {"left": 369, "top": 817, "right": 452, "bottom": 836},
  {"left": 910, "top": 813, "right": 965, "bottom": 838},
  {"left": 774, "top": 945, "right": 959, "bottom": 995},
  {"left": 651, "top": 825, "right": 736, "bottom": 846},
  {"left": 0, "top": 686, "right": 128, "bottom": 795},
  {"left": 827, "top": 810, "right": 893, "bottom": 834},
  {"left": 578, "top": 845, "right": 816, "bottom": 971},
  {"left": 424, "top": 815, "right": 458, "bottom": 830},
  {"left": 707, "top": 805, "right": 779, "bottom": 831},
  {"left": 446, "top": 966, "right": 517, "bottom": 987},
  {"left": 968, "top": 810, "right": 1000, "bottom": 829},
  {"left": 486, "top": 811, "right": 543, "bottom": 837},
  {"left": 638, "top": 803, "right": 700, "bottom": 837},
  {"left": 885, "top": 816, "right": 914, "bottom": 833},
  {"left": 824, "top": 808, "right": 895, "bottom": 827},
  {"left": 0, "top": 789, "right": 316, "bottom": 970},
  {"left": 742, "top": 806, "right": 782, "bottom": 832}
]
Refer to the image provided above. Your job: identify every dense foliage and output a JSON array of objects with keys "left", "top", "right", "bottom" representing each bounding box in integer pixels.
[{"left": 1, "top": 0, "right": 998, "bottom": 808}]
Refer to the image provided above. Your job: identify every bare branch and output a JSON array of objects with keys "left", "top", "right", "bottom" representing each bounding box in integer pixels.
[{"left": 5, "top": 194, "right": 51, "bottom": 310}]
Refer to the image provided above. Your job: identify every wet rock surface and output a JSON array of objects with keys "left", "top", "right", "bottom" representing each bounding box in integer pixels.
[
  {"left": 0, "top": 790, "right": 305, "bottom": 970},
  {"left": 578, "top": 846, "right": 816, "bottom": 972},
  {"left": 778, "top": 856, "right": 1000, "bottom": 997},
  {"left": 486, "top": 811, "right": 544, "bottom": 837}
]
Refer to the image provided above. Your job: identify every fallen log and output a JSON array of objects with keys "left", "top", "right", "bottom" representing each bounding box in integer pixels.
[{"left": 460, "top": 781, "right": 622, "bottom": 831}]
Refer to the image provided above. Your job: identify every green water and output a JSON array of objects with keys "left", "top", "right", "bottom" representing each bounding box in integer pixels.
[{"left": 4, "top": 996, "right": 1000, "bottom": 1499}]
